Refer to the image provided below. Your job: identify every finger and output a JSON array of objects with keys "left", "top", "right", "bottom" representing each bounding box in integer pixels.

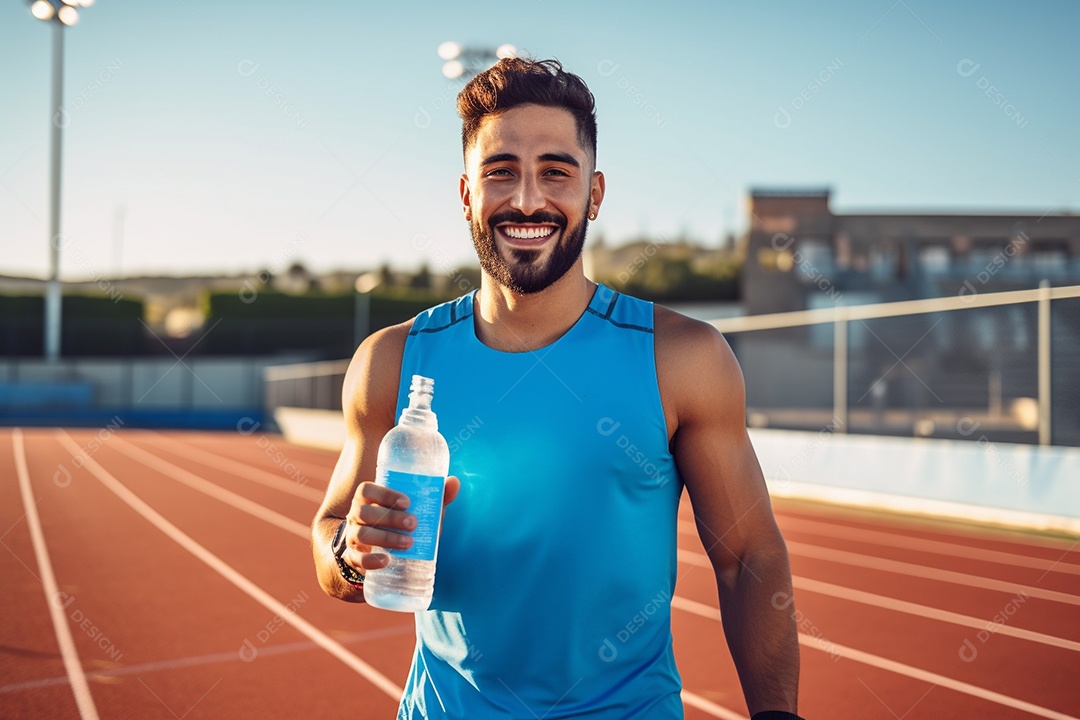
[
  {"left": 353, "top": 549, "right": 390, "bottom": 572},
  {"left": 357, "top": 503, "right": 417, "bottom": 532},
  {"left": 344, "top": 547, "right": 396, "bottom": 573},
  {"left": 342, "top": 547, "right": 388, "bottom": 573},
  {"left": 443, "top": 475, "right": 461, "bottom": 507},
  {"left": 355, "top": 525, "right": 414, "bottom": 551},
  {"left": 356, "top": 481, "right": 410, "bottom": 510}
]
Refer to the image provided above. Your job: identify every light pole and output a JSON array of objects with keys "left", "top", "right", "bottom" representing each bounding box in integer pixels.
[
  {"left": 438, "top": 41, "right": 517, "bottom": 81},
  {"left": 353, "top": 272, "right": 382, "bottom": 349},
  {"left": 29, "top": 0, "right": 95, "bottom": 361}
]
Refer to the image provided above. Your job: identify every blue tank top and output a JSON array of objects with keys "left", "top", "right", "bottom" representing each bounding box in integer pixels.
[{"left": 395, "top": 284, "right": 684, "bottom": 719}]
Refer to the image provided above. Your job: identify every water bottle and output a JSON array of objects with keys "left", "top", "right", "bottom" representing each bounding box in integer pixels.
[{"left": 363, "top": 375, "right": 450, "bottom": 612}]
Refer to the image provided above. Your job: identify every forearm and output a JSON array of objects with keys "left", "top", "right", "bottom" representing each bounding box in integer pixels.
[
  {"left": 717, "top": 546, "right": 800, "bottom": 714},
  {"left": 312, "top": 515, "right": 366, "bottom": 603}
]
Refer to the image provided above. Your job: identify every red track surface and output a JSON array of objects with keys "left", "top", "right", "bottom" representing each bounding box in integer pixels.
[{"left": 2, "top": 428, "right": 1078, "bottom": 719}]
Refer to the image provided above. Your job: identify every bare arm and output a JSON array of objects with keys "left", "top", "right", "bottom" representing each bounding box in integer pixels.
[
  {"left": 311, "top": 322, "right": 411, "bottom": 602},
  {"left": 656, "top": 308, "right": 800, "bottom": 715}
]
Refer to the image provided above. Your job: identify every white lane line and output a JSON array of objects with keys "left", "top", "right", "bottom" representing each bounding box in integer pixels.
[
  {"left": 679, "top": 516, "right": 1080, "bottom": 578},
  {"left": 172, "top": 433, "right": 335, "bottom": 484},
  {"left": 791, "top": 576, "right": 1080, "bottom": 653},
  {"left": 784, "top": 540, "right": 1080, "bottom": 606},
  {"left": 680, "top": 690, "right": 748, "bottom": 720},
  {"left": 773, "top": 507, "right": 1080, "bottom": 554},
  {"left": 678, "top": 545, "right": 1080, "bottom": 607},
  {"left": 55, "top": 430, "right": 403, "bottom": 702},
  {"left": 678, "top": 548, "right": 1080, "bottom": 646},
  {"left": 678, "top": 536, "right": 1080, "bottom": 606},
  {"left": 0, "top": 625, "right": 414, "bottom": 695},
  {"left": 142, "top": 432, "right": 325, "bottom": 502},
  {"left": 671, "top": 595, "right": 1080, "bottom": 720},
  {"left": 776, "top": 516, "right": 1080, "bottom": 576},
  {"left": 109, "top": 435, "right": 749, "bottom": 720},
  {"left": 107, "top": 435, "right": 309, "bottom": 538},
  {"left": 12, "top": 429, "right": 101, "bottom": 720},
  {"left": 107, "top": 439, "right": 752, "bottom": 720}
]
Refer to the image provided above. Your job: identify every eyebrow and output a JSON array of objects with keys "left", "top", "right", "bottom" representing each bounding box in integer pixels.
[
  {"left": 540, "top": 152, "right": 581, "bottom": 167},
  {"left": 480, "top": 152, "right": 581, "bottom": 168}
]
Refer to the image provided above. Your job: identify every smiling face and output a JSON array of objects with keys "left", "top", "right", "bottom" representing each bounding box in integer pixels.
[{"left": 460, "top": 104, "right": 604, "bottom": 295}]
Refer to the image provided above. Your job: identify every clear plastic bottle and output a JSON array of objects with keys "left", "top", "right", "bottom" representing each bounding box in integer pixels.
[{"left": 363, "top": 375, "right": 450, "bottom": 612}]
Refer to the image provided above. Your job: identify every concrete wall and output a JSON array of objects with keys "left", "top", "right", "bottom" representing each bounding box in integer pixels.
[
  {"left": 0, "top": 356, "right": 307, "bottom": 428},
  {"left": 750, "top": 428, "right": 1080, "bottom": 534}
]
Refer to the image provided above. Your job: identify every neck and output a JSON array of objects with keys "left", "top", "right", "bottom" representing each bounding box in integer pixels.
[{"left": 475, "top": 262, "right": 595, "bottom": 352}]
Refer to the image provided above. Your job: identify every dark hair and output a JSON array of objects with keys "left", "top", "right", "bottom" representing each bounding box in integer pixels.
[{"left": 457, "top": 58, "right": 597, "bottom": 162}]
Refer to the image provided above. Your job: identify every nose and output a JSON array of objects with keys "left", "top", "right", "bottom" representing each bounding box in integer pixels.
[{"left": 510, "top": 174, "right": 546, "bottom": 217}]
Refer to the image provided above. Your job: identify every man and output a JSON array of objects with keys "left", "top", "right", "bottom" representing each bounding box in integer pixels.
[{"left": 313, "top": 58, "right": 802, "bottom": 719}]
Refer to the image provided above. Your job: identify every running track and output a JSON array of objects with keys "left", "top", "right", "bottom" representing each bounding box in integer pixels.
[{"left": 2, "top": 428, "right": 1078, "bottom": 719}]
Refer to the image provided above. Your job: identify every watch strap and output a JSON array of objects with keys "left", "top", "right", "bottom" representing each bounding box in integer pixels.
[
  {"left": 331, "top": 520, "right": 364, "bottom": 587},
  {"left": 335, "top": 554, "right": 365, "bottom": 587}
]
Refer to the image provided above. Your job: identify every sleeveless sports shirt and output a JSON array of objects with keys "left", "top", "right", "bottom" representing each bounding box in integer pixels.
[{"left": 394, "top": 284, "right": 684, "bottom": 719}]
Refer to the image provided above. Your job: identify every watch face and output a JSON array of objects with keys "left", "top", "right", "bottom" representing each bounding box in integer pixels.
[{"left": 332, "top": 520, "right": 349, "bottom": 558}]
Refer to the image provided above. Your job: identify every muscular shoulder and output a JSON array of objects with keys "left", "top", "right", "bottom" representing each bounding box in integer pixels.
[
  {"left": 342, "top": 321, "right": 411, "bottom": 435},
  {"left": 653, "top": 304, "right": 746, "bottom": 432}
]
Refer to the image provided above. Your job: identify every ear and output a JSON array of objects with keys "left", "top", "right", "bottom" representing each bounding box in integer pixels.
[
  {"left": 588, "top": 170, "right": 606, "bottom": 220},
  {"left": 459, "top": 173, "right": 472, "bottom": 222}
]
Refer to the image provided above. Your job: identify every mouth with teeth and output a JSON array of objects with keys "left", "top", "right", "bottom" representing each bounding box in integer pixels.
[
  {"left": 496, "top": 223, "right": 560, "bottom": 247},
  {"left": 473, "top": 206, "right": 587, "bottom": 294}
]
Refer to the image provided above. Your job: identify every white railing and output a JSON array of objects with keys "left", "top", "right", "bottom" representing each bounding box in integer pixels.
[
  {"left": 708, "top": 282, "right": 1080, "bottom": 446},
  {"left": 259, "top": 284, "right": 1080, "bottom": 446},
  {"left": 264, "top": 359, "right": 350, "bottom": 413}
]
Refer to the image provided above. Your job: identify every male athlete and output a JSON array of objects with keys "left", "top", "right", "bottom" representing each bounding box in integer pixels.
[{"left": 313, "top": 58, "right": 802, "bottom": 720}]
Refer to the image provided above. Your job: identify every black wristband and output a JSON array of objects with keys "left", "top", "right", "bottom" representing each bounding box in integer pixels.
[
  {"left": 335, "top": 554, "right": 365, "bottom": 587},
  {"left": 331, "top": 520, "right": 364, "bottom": 587},
  {"left": 751, "top": 713, "right": 804, "bottom": 720}
]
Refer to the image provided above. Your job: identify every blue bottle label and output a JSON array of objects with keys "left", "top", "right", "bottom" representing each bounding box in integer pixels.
[{"left": 378, "top": 469, "right": 445, "bottom": 561}]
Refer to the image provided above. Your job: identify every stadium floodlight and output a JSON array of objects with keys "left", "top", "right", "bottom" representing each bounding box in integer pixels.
[
  {"left": 437, "top": 41, "right": 517, "bottom": 82},
  {"left": 442, "top": 60, "right": 465, "bottom": 80},
  {"left": 437, "top": 41, "right": 463, "bottom": 61},
  {"left": 28, "top": 0, "right": 96, "bottom": 360},
  {"left": 58, "top": 4, "right": 78, "bottom": 24},
  {"left": 31, "top": 1, "right": 54, "bottom": 19}
]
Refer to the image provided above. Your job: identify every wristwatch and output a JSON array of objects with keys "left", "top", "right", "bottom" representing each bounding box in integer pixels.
[{"left": 332, "top": 519, "right": 365, "bottom": 587}]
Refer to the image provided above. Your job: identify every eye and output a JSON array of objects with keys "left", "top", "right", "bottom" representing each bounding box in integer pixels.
[
  {"left": 544, "top": 167, "right": 571, "bottom": 177},
  {"left": 485, "top": 167, "right": 513, "bottom": 178}
]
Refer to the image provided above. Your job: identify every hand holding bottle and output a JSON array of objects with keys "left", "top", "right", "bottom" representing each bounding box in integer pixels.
[
  {"left": 351, "top": 375, "right": 456, "bottom": 612},
  {"left": 341, "top": 475, "right": 460, "bottom": 574}
]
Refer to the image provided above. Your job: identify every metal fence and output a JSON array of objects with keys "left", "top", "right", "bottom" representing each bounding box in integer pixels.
[
  {"left": 264, "top": 359, "right": 350, "bottom": 414},
  {"left": 712, "top": 283, "right": 1080, "bottom": 446},
  {"left": 262, "top": 284, "right": 1080, "bottom": 447}
]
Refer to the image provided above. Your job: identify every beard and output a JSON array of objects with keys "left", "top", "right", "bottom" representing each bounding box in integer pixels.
[{"left": 471, "top": 200, "right": 590, "bottom": 295}]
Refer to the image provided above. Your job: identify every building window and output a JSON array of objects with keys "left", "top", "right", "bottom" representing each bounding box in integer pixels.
[
  {"left": 797, "top": 240, "right": 833, "bottom": 278},
  {"left": 919, "top": 246, "right": 950, "bottom": 274},
  {"left": 757, "top": 248, "right": 792, "bottom": 272},
  {"left": 1032, "top": 251, "right": 1066, "bottom": 276}
]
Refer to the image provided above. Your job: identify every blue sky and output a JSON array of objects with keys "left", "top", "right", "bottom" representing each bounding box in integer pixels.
[{"left": 2, "top": 0, "right": 1077, "bottom": 280}]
